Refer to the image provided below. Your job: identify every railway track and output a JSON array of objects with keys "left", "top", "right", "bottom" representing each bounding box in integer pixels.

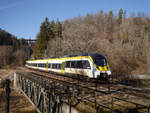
[
  {"left": 15, "top": 67, "right": 150, "bottom": 113},
  {"left": 23, "top": 68, "right": 150, "bottom": 99}
]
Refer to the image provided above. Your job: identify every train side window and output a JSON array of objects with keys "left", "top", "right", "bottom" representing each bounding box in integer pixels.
[
  {"left": 55, "top": 64, "right": 57, "bottom": 69},
  {"left": 52, "top": 64, "right": 54, "bottom": 69},
  {"left": 76, "top": 61, "right": 83, "bottom": 69},
  {"left": 65, "top": 62, "right": 68, "bottom": 68},
  {"left": 74, "top": 61, "right": 78, "bottom": 68},
  {"left": 82, "top": 60, "right": 91, "bottom": 69},
  {"left": 65, "top": 61, "right": 70, "bottom": 68},
  {"left": 58, "top": 64, "right": 60, "bottom": 69},
  {"left": 53, "top": 64, "right": 57, "bottom": 69},
  {"left": 56, "top": 64, "right": 58, "bottom": 69},
  {"left": 48, "top": 63, "right": 51, "bottom": 68},
  {"left": 70, "top": 61, "right": 75, "bottom": 68},
  {"left": 57, "top": 64, "right": 59, "bottom": 69},
  {"left": 59, "top": 64, "right": 61, "bottom": 69},
  {"left": 42, "top": 63, "right": 44, "bottom": 67}
]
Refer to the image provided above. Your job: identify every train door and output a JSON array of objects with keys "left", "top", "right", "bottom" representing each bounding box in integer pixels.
[
  {"left": 46, "top": 61, "right": 48, "bottom": 71},
  {"left": 82, "top": 60, "right": 92, "bottom": 77},
  {"left": 61, "top": 61, "right": 65, "bottom": 74}
]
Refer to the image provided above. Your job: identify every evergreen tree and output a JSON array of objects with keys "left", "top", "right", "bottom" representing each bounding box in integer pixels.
[
  {"left": 108, "top": 10, "right": 113, "bottom": 17},
  {"left": 55, "top": 19, "right": 62, "bottom": 38},
  {"left": 49, "top": 20, "right": 55, "bottom": 39},
  {"left": 117, "top": 8, "right": 123, "bottom": 25},
  {"left": 33, "top": 17, "right": 51, "bottom": 58},
  {"left": 40, "top": 17, "right": 50, "bottom": 42},
  {"left": 108, "top": 10, "right": 114, "bottom": 34}
]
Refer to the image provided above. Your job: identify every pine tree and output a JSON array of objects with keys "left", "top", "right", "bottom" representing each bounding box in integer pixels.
[
  {"left": 117, "top": 8, "right": 123, "bottom": 25},
  {"left": 55, "top": 19, "right": 62, "bottom": 38},
  {"left": 54, "top": 19, "right": 62, "bottom": 57},
  {"left": 33, "top": 17, "right": 51, "bottom": 58},
  {"left": 107, "top": 10, "right": 114, "bottom": 38},
  {"left": 49, "top": 20, "right": 55, "bottom": 39}
]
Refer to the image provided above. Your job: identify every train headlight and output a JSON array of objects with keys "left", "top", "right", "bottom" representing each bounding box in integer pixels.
[{"left": 98, "top": 66, "right": 102, "bottom": 71}]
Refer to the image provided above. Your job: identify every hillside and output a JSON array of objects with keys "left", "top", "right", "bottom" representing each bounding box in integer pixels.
[
  {"left": 0, "top": 29, "right": 30, "bottom": 68},
  {"left": 33, "top": 9, "right": 150, "bottom": 77}
]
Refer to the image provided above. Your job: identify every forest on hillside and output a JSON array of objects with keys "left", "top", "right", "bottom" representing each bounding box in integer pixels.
[
  {"left": 0, "top": 29, "right": 30, "bottom": 68},
  {"left": 34, "top": 9, "right": 150, "bottom": 76}
]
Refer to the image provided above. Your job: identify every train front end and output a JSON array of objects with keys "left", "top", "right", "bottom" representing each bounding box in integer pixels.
[{"left": 89, "top": 53, "right": 111, "bottom": 79}]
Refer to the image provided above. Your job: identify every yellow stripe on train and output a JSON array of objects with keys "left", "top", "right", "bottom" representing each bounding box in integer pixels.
[{"left": 98, "top": 66, "right": 108, "bottom": 71}]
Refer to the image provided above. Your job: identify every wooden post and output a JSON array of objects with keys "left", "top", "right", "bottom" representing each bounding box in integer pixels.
[
  {"left": 13, "top": 72, "right": 17, "bottom": 89},
  {"left": 5, "top": 79, "right": 11, "bottom": 113}
]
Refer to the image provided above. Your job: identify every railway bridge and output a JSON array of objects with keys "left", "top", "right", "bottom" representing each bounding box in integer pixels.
[
  {"left": 12, "top": 70, "right": 150, "bottom": 113},
  {"left": 25, "top": 39, "right": 36, "bottom": 47}
]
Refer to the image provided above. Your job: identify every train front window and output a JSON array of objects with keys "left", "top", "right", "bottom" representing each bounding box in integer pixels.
[{"left": 94, "top": 59, "right": 106, "bottom": 66}]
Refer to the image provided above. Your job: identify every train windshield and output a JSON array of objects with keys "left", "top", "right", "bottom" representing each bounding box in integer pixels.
[
  {"left": 82, "top": 53, "right": 107, "bottom": 66},
  {"left": 94, "top": 58, "right": 106, "bottom": 66}
]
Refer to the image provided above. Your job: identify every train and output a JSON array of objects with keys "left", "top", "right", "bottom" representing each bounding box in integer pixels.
[{"left": 25, "top": 53, "right": 111, "bottom": 80}]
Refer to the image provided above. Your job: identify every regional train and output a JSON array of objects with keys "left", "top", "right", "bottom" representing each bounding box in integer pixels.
[{"left": 25, "top": 53, "right": 111, "bottom": 80}]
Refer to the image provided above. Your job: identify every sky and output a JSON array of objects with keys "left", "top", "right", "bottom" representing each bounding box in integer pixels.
[{"left": 0, "top": 0, "right": 150, "bottom": 39}]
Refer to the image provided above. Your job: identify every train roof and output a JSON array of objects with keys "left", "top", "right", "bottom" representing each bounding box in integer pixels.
[
  {"left": 80, "top": 52, "right": 106, "bottom": 60},
  {"left": 65, "top": 52, "right": 105, "bottom": 59},
  {"left": 27, "top": 53, "right": 106, "bottom": 62}
]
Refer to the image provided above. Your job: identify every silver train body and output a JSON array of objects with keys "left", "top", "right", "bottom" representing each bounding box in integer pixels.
[{"left": 26, "top": 53, "right": 111, "bottom": 79}]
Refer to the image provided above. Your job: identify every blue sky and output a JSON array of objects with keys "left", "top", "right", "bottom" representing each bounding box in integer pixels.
[{"left": 0, "top": 0, "right": 150, "bottom": 39}]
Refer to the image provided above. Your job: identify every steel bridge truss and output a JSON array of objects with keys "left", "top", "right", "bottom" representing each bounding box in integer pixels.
[{"left": 15, "top": 72, "right": 150, "bottom": 113}]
